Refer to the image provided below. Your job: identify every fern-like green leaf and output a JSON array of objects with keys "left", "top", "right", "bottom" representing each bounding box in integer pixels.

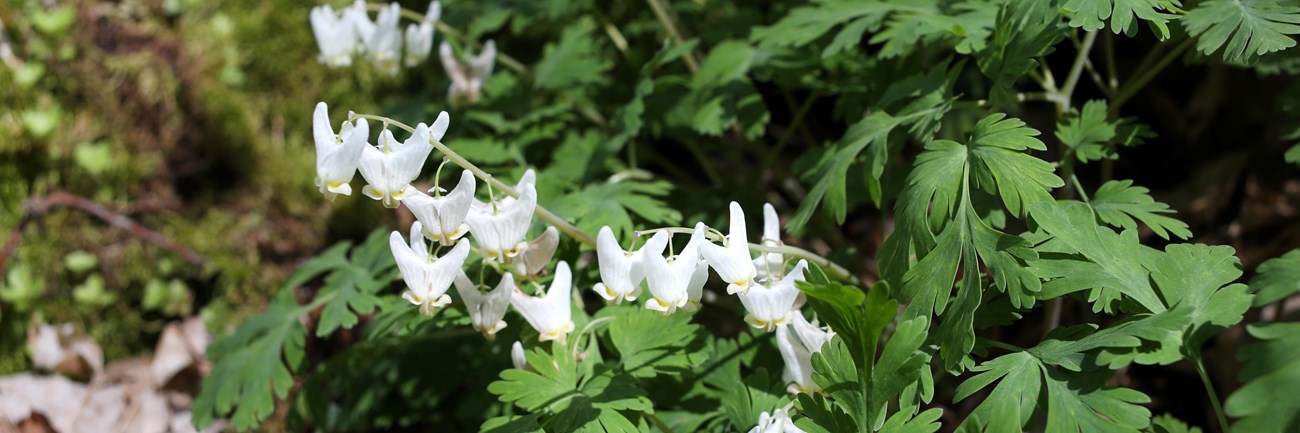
[
  {"left": 1089, "top": 180, "right": 1191, "bottom": 240},
  {"left": 1248, "top": 248, "right": 1300, "bottom": 306},
  {"left": 1183, "top": 0, "right": 1300, "bottom": 64},
  {"left": 1062, "top": 0, "right": 1181, "bottom": 39},
  {"left": 1225, "top": 322, "right": 1300, "bottom": 433}
]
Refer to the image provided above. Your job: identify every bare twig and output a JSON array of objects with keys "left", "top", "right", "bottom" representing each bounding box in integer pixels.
[{"left": 0, "top": 192, "right": 207, "bottom": 273}]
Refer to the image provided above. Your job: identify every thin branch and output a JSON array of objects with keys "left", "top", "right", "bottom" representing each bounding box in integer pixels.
[
  {"left": 0, "top": 192, "right": 207, "bottom": 273},
  {"left": 644, "top": 0, "right": 700, "bottom": 73}
]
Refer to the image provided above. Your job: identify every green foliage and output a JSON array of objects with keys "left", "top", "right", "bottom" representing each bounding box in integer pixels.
[
  {"left": 1183, "top": 0, "right": 1300, "bottom": 64},
  {"left": 1055, "top": 100, "right": 1153, "bottom": 163},
  {"left": 1088, "top": 180, "right": 1191, "bottom": 240},
  {"left": 1061, "top": 0, "right": 1180, "bottom": 39},
  {"left": 955, "top": 340, "right": 1153, "bottom": 432},
  {"left": 534, "top": 18, "right": 611, "bottom": 92},
  {"left": 877, "top": 113, "right": 1056, "bottom": 367},
  {"left": 977, "top": 1, "right": 1063, "bottom": 104},
  {"left": 193, "top": 232, "right": 395, "bottom": 430},
  {"left": 1225, "top": 323, "right": 1300, "bottom": 433},
  {"left": 796, "top": 275, "right": 934, "bottom": 432},
  {"left": 1248, "top": 248, "right": 1300, "bottom": 306}
]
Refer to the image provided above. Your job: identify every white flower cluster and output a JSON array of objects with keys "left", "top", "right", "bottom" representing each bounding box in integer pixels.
[
  {"left": 309, "top": 0, "right": 440, "bottom": 74},
  {"left": 593, "top": 201, "right": 837, "bottom": 395},
  {"left": 747, "top": 405, "right": 806, "bottom": 433},
  {"left": 312, "top": 101, "right": 570, "bottom": 344}
]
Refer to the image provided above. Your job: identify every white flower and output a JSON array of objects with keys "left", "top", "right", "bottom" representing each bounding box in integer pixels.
[
  {"left": 747, "top": 406, "right": 805, "bottom": 433},
  {"left": 453, "top": 270, "right": 512, "bottom": 338},
  {"left": 402, "top": 1, "right": 439, "bottom": 67},
  {"left": 310, "top": 5, "right": 358, "bottom": 67},
  {"left": 363, "top": 2, "right": 403, "bottom": 75},
  {"left": 738, "top": 260, "right": 808, "bottom": 332},
  {"left": 391, "top": 222, "right": 470, "bottom": 316},
  {"left": 358, "top": 123, "right": 433, "bottom": 208},
  {"left": 511, "top": 226, "right": 559, "bottom": 278},
  {"left": 511, "top": 261, "right": 575, "bottom": 343},
  {"left": 404, "top": 170, "right": 475, "bottom": 245},
  {"left": 345, "top": 0, "right": 374, "bottom": 44},
  {"left": 753, "top": 203, "right": 785, "bottom": 282},
  {"left": 466, "top": 178, "right": 537, "bottom": 261},
  {"left": 682, "top": 259, "right": 709, "bottom": 312},
  {"left": 643, "top": 223, "right": 706, "bottom": 315},
  {"left": 593, "top": 227, "right": 667, "bottom": 304},
  {"left": 511, "top": 341, "right": 531, "bottom": 371},
  {"left": 312, "top": 102, "right": 369, "bottom": 200},
  {"left": 701, "top": 202, "right": 757, "bottom": 295},
  {"left": 439, "top": 40, "right": 496, "bottom": 105},
  {"left": 777, "top": 313, "right": 834, "bottom": 395}
]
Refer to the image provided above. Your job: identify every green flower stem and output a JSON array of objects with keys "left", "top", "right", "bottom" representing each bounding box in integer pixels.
[
  {"left": 1108, "top": 38, "right": 1194, "bottom": 117},
  {"left": 644, "top": 412, "right": 676, "bottom": 433},
  {"left": 635, "top": 227, "right": 860, "bottom": 285},
  {"left": 1194, "top": 357, "right": 1231, "bottom": 433},
  {"left": 643, "top": 0, "right": 699, "bottom": 73},
  {"left": 350, "top": 114, "right": 599, "bottom": 248}
]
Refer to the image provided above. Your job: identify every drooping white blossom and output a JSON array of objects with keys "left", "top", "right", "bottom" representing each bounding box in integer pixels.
[
  {"left": 309, "top": 4, "right": 358, "bottom": 67},
  {"left": 511, "top": 261, "right": 575, "bottom": 343},
  {"left": 466, "top": 177, "right": 537, "bottom": 261},
  {"left": 643, "top": 223, "right": 706, "bottom": 315},
  {"left": 453, "top": 270, "right": 512, "bottom": 338},
  {"left": 404, "top": 170, "right": 475, "bottom": 245},
  {"left": 701, "top": 202, "right": 757, "bottom": 295},
  {"left": 753, "top": 203, "right": 785, "bottom": 282},
  {"left": 391, "top": 222, "right": 470, "bottom": 316},
  {"left": 345, "top": 0, "right": 374, "bottom": 43},
  {"left": 403, "top": 1, "right": 439, "bottom": 67},
  {"left": 682, "top": 259, "right": 709, "bottom": 312},
  {"left": 363, "top": 2, "right": 403, "bottom": 75},
  {"left": 312, "top": 102, "right": 369, "bottom": 200},
  {"left": 777, "top": 313, "right": 834, "bottom": 395},
  {"left": 511, "top": 226, "right": 560, "bottom": 278},
  {"left": 593, "top": 228, "right": 667, "bottom": 304},
  {"left": 747, "top": 406, "right": 805, "bottom": 433},
  {"left": 358, "top": 123, "right": 433, "bottom": 208},
  {"left": 511, "top": 341, "right": 531, "bottom": 371},
  {"left": 439, "top": 40, "right": 496, "bottom": 105},
  {"left": 738, "top": 260, "right": 808, "bottom": 331}
]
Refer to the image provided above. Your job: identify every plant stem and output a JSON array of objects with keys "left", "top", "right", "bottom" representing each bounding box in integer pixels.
[
  {"left": 350, "top": 114, "right": 598, "bottom": 248},
  {"left": 980, "top": 339, "right": 1025, "bottom": 352},
  {"left": 1195, "top": 357, "right": 1231, "bottom": 433},
  {"left": 635, "top": 227, "right": 860, "bottom": 285},
  {"left": 1056, "top": 30, "right": 1099, "bottom": 112},
  {"left": 764, "top": 92, "right": 818, "bottom": 168},
  {"left": 644, "top": 0, "right": 699, "bottom": 73},
  {"left": 644, "top": 412, "right": 676, "bottom": 433},
  {"left": 1109, "top": 38, "right": 1193, "bottom": 117}
]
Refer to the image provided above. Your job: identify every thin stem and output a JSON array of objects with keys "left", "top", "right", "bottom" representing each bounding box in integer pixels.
[
  {"left": 644, "top": 0, "right": 699, "bottom": 73},
  {"left": 1070, "top": 174, "right": 1090, "bottom": 203},
  {"left": 1194, "top": 357, "right": 1231, "bottom": 433},
  {"left": 432, "top": 158, "right": 451, "bottom": 197},
  {"left": 1049, "top": 30, "right": 1098, "bottom": 113},
  {"left": 764, "top": 92, "right": 818, "bottom": 168},
  {"left": 350, "top": 114, "right": 598, "bottom": 248},
  {"left": 980, "top": 339, "right": 1025, "bottom": 352},
  {"left": 1103, "top": 31, "right": 1119, "bottom": 92},
  {"left": 644, "top": 412, "right": 676, "bottom": 433},
  {"left": 635, "top": 227, "right": 860, "bottom": 285},
  {"left": 1109, "top": 38, "right": 1193, "bottom": 117}
]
